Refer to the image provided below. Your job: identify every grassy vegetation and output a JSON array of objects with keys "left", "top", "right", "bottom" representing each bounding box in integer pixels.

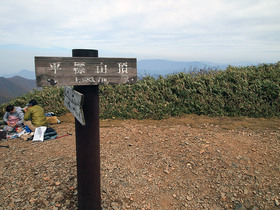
[
  {"left": 0, "top": 87, "right": 68, "bottom": 117},
  {"left": 1, "top": 62, "right": 279, "bottom": 119}
]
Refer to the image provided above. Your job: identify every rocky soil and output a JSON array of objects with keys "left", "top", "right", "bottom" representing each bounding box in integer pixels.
[{"left": 0, "top": 114, "right": 280, "bottom": 209}]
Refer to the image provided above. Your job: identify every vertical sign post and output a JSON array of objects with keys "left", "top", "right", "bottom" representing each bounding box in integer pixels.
[
  {"left": 34, "top": 49, "right": 137, "bottom": 210},
  {"left": 73, "top": 49, "right": 101, "bottom": 209}
]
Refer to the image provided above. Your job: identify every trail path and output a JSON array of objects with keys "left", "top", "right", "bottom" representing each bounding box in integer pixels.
[{"left": 1, "top": 114, "right": 280, "bottom": 209}]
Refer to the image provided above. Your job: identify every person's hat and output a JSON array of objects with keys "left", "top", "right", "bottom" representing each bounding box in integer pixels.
[{"left": 26, "top": 99, "right": 38, "bottom": 106}]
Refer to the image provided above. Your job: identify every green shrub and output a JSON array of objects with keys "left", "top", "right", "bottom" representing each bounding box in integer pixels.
[
  {"left": 1, "top": 62, "right": 279, "bottom": 119},
  {"left": 0, "top": 87, "right": 68, "bottom": 117}
]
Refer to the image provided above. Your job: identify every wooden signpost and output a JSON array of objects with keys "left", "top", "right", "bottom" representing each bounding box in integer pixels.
[
  {"left": 35, "top": 49, "right": 137, "bottom": 210},
  {"left": 35, "top": 57, "right": 137, "bottom": 87}
]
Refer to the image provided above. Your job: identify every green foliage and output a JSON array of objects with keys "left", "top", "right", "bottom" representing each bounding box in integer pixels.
[
  {"left": 1, "top": 62, "right": 279, "bottom": 119},
  {"left": 99, "top": 62, "right": 280, "bottom": 119},
  {"left": 0, "top": 87, "right": 68, "bottom": 117}
]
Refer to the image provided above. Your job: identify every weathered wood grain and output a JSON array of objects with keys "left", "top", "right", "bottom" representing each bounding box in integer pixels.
[{"left": 35, "top": 57, "right": 137, "bottom": 87}]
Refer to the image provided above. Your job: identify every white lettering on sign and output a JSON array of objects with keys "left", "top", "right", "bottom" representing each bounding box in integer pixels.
[
  {"left": 75, "top": 77, "right": 108, "bottom": 84},
  {"left": 49, "top": 62, "right": 61, "bottom": 74},
  {"left": 118, "top": 62, "right": 128, "bottom": 74},
  {"left": 35, "top": 57, "right": 137, "bottom": 86},
  {"left": 97, "top": 62, "right": 107, "bottom": 73},
  {"left": 73, "top": 62, "right": 86, "bottom": 74}
]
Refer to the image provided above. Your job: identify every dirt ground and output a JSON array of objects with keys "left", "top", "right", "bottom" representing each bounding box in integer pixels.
[{"left": 0, "top": 113, "right": 280, "bottom": 209}]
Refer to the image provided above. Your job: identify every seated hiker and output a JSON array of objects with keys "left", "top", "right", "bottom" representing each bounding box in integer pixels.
[
  {"left": 0, "top": 105, "right": 24, "bottom": 132},
  {"left": 23, "top": 99, "right": 47, "bottom": 132}
]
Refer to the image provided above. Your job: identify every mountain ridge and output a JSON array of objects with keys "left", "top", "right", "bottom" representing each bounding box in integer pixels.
[
  {"left": 0, "top": 76, "right": 37, "bottom": 104},
  {"left": 1, "top": 69, "right": 36, "bottom": 80},
  {"left": 137, "top": 59, "right": 222, "bottom": 76},
  {"left": 0, "top": 59, "right": 260, "bottom": 104},
  {"left": 0, "top": 59, "right": 259, "bottom": 80}
]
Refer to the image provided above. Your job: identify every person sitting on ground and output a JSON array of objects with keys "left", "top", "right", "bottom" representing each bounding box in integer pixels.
[
  {"left": 0, "top": 105, "right": 24, "bottom": 132},
  {"left": 23, "top": 99, "right": 47, "bottom": 131}
]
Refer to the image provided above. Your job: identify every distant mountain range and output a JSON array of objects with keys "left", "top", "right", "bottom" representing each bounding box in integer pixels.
[
  {"left": 1, "top": 59, "right": 259, "bottom": 80},
  {"left": 0, "top": 76, "right": 37, "bottom": 104},
  {"left": 1, "top": 69, "right": 36, "bottom": 80},
  {"left": 0, "top": 59, "right": 259, "bottom": 104},
  {"left": 137, "top": 60, "right": 221, "bottom": 77},
  {"left": 137, "top": 59, "right": 258, "bottom": 77}
]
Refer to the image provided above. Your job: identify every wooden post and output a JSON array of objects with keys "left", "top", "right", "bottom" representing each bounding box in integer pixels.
[
  {"left": 34, "top": 49, "right": 137, "bottom": 210},
  {"left": 73, "top": 49, "right": 101, "bottom": 210}
]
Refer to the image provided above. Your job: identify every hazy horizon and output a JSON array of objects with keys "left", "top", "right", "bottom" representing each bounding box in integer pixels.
[{"left": 1, "top": 0, "right": 279, "bottom": 75}]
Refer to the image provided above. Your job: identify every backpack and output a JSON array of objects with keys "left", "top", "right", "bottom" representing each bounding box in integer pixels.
[{"left": 44, "top": 127, "right": 58, "bottom": 140}]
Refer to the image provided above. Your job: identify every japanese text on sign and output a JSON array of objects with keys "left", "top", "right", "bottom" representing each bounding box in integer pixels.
[{"left": 35, "top": 57, "right": 137, "bottom": 87}]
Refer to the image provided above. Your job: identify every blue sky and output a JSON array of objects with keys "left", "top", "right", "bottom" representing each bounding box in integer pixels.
[{"left": 0, "top": 0, "right": 280, "bottom": 75}]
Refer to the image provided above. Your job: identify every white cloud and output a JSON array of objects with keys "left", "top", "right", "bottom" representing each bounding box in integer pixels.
[{"left": 0, "top": 0, "right": 280, "bottom": 73}]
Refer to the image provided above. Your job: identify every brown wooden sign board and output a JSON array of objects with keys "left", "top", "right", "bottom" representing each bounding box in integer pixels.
[
  {"left": 64, "top": 86, "right": 86, "bottom": 126},
  {"left": 35, "top": 57, "right": 137, "bottom": 87}
]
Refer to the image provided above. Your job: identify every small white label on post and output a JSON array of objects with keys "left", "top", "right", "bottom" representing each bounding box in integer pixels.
[{"left": 64, "top": 86, "right": 86, "bottom": 126}]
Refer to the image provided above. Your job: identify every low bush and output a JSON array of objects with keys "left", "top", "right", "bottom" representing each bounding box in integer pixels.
[{"left": 1, "top": 62, "right": 279, "bottom": 119}]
